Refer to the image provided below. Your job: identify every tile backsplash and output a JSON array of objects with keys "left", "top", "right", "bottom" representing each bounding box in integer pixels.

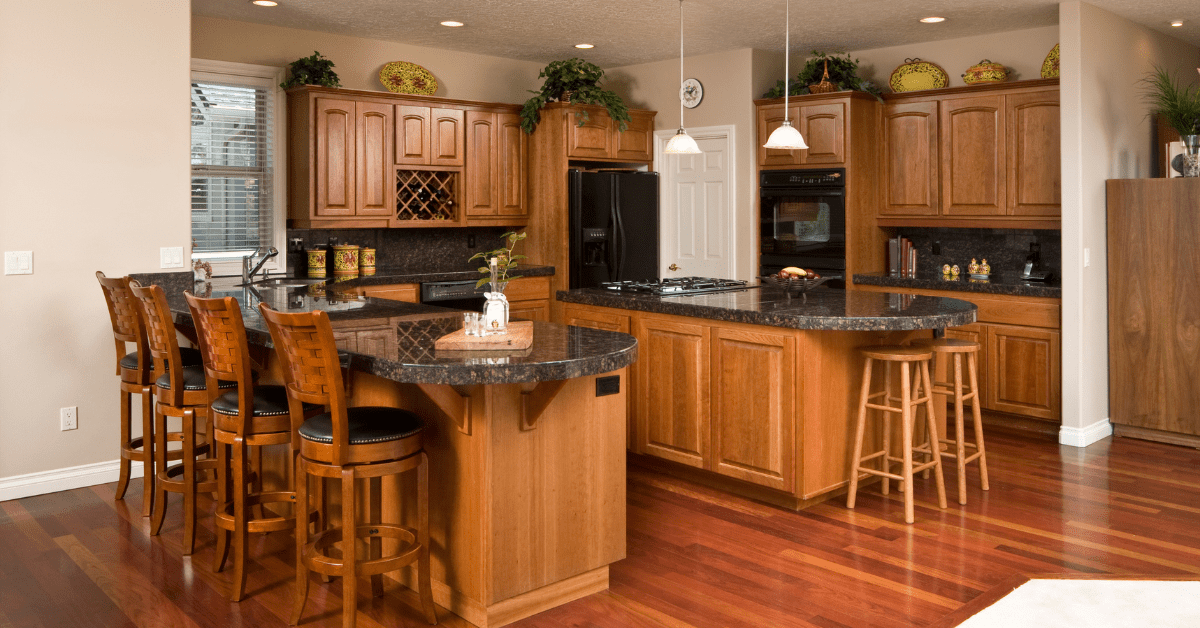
[
  {"left": 285, "top": 227, "right": 513, "bottom": 274},
  {"left": 895, "top": 228, "right": 1061, "bottom": 275}
]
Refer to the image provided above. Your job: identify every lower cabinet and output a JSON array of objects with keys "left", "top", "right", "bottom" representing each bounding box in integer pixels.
[
  {"left": 987, "top": 324, "right": 1060, "bottom": 420},
  {"left": 509, "top": 299, "right": 549, "bottom": 321},
  {"left": 634, "top": 315, "right": 711, "bottom": 469}
]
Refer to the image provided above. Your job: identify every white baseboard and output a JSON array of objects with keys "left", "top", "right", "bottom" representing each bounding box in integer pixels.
[
  {"left": 1059, "top": 418, "right": 1113, "bottom": 448},
  {"left": 0, "top": 459, "right": 141, "bottom": 503}
]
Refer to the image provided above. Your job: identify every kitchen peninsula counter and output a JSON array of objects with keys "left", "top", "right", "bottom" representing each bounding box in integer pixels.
[
  {"left": 853, "top": 271, "right": 1061, "bottom": 298},
  {"left": 325, "top": 263, "right": 555, "bottom": 290}
]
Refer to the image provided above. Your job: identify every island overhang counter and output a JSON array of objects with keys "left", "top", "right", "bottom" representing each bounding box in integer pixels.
[
  {"left": 143, "top": 274, "right": 636, "bottom": 628},
  {"left": 557, "top": 284, "right": 977, "bottom": 510}
]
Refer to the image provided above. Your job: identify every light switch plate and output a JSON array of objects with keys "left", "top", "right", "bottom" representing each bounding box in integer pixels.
[
  {"left": 161, "top": 247, "right": 184, "bottom": 269},
  {"left": 4, "top": 251, "right": 33, "bottom": 275}
]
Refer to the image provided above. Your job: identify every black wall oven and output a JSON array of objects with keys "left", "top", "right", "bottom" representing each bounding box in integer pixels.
[{"left": 759, "top": 168, "right": 846, "bottom": 287}]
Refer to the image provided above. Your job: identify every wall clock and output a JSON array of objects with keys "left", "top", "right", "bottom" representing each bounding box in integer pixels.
[{"left": 680, "top": 78, "right": 703, "bottom": 109}]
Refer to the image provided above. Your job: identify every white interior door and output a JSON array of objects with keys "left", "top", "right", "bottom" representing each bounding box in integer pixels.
[{"left": 658, "top": 128, "right": 735, "bottom": 279}]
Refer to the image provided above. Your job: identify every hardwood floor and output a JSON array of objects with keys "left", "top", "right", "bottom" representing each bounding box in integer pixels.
[{"left": 3, "top": 429, "right": 1200, "bottom": 627}]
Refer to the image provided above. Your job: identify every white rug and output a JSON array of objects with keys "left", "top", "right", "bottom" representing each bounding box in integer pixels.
[{"left": 959, "top": 579, "right": 1200, "bottom": 627}]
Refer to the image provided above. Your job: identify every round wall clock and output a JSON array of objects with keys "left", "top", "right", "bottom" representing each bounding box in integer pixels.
[{"left": 680, "top": 78, "right": 703, "bottom": 108}]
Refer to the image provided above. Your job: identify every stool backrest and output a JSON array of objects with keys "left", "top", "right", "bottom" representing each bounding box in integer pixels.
[
  {"left": 258, "top": 304, "right": 350, "bottom": 465},
  {"left": 129, "top": 281, "right": 186, "bottom": 407},
  {"left": 95, "top": 271, "right": 150, "bottom": 380},
  {"left": 186, "top": 293, "right": 255, "bottom": 433}
]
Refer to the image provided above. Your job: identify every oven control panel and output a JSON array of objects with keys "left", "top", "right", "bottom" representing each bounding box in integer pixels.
[{"left": 760, "top": 168, "right": 846, "bottom": 189}]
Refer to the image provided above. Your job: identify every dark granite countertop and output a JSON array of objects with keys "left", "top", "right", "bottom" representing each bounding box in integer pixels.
[
  {"left": 132, "top": 272, "right": 632, "bottom": 386},
  {"left": 557, "top": 283, "right": 976, "bottom": 331},
  {"left": 853, "top": 271, "right": 1061, "bottom": 298},
  {"left": 300, "top": 264, "right": 555, "bottom": 289}
]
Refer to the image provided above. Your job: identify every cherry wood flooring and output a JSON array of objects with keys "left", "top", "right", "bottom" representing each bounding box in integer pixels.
[{"left": 3, "top": 429, "right": 1200, "bottom": 628}]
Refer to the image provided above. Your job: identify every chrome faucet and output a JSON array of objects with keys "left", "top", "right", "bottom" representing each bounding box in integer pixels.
[{"left": 241, "top": 246, "right": 279, "bottom": 284}]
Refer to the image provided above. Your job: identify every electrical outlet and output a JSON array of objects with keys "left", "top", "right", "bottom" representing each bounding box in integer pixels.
[
  {"left": 60, "top": 406, "right": 78, "bottom": 431},
  {"left": 1084, "top": 248, "right": 1091, "bottom": 268},
  {"left": 4, "top": 251, "right": 33, "bottom": 275},
  {"left": 468, "top": 235, "right": 476, "bottom": 248},
  {"left": 161, "top": 247, "right": 184, "bottom": 269}
]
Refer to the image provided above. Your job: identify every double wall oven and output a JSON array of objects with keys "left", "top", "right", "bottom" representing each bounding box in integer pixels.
[{"left": 759, "top": 168, "right": 846, "bottom": 288}]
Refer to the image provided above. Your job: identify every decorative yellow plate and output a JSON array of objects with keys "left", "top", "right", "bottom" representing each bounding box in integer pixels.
[
  {"left": 1040, "top": 44, "right": 1060, "bottom": 79},
  {"left": 379, "top": 61, "right": 438, "bottom": 95},
  {"left": 889, "top": 58, "right": 949, "bottom": 93}
]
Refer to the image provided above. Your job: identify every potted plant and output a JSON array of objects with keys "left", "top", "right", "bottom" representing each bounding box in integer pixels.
[
  {"left": 763, "top": 51, "right": 883, "bottom": 101},
  {"left": 469, "top": 231, "right": 528, "bottom": 333},
  {"left": 1143, "top": 65, "right": 1200, "bottom": 176},
  {"left": 520, "top": 58, "right": 631, "bottom": 134},
  {"left": 280, "top": 51, "right": 342, "bottom": 90}
]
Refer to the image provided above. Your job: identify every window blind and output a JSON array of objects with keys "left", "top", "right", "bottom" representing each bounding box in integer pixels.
[{"left": 190, "top": 80, "right": 273, "bottom": 254}]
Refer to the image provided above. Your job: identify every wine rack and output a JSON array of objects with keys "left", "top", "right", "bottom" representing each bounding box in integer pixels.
[{"left": 395, "top": 169, "right": 458, "bottom": 222}]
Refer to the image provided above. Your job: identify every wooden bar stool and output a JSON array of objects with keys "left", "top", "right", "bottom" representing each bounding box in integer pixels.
[
  {"left": 130, "top": 281, "right": 226, "bottom": 554},
  {"left": 913, "top": 338, "right": 989, "bottom": 505},
  {"left": 259, "top": 304, "right": 437, "bottom": 628},
  {"left": 847, "top": 345, "right": 948, "bottom": 524},
  {"left": 96, "top": 272, "right": 201, "bottom": 516}
]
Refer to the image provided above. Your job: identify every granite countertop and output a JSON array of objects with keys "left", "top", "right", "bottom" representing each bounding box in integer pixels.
[
  {"left": 853, "top": 271, "right": 1061, "bottom": 298},
  {"left": 133, "top": 272, "right": 633, "bottom": 386},
  {"left": 557, "top": 282, "right": 976, "bottom": 331},
  {"left": 303, "top": 264, "right": 555, "bottom": 289}
]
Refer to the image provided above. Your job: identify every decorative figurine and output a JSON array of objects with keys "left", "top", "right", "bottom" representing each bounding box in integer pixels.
[
  {"left": 968, "top": 258, "right": 980, "bottom": 275},
  {"left": 951, "top": 264, "right": 960, "bottom": 277},
  {"left": 980, "top": 259, "right": 991, "bottom": 275},
  {"left": 942, "top": 263, "right": 952, "bottom": 275}
]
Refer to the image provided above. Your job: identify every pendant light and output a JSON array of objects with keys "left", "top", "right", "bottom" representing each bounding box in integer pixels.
[
  {"left": 664, "top": 0, "right": 702, "bottom": 154},
  {"left": 763, "top": 0, "right": 808, "bottom": 150}
]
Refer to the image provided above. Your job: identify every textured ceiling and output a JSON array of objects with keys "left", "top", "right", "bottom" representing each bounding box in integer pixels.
[{"left": 192, "top": 0, "right": 1200, "bottom": 68}]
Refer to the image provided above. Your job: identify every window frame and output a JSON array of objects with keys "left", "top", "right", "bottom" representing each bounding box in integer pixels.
[{"left": 190, "top": 58, "right": 287, "bottom": 276}]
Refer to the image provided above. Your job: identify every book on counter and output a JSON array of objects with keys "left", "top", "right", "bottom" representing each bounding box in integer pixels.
[{"left": 888, "top": 237, "right": 916, "bottom": 277}]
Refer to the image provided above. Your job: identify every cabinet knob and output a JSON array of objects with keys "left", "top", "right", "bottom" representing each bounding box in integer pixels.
[{"left": 668, "top": 263, "right": 680, "bottom": 271}]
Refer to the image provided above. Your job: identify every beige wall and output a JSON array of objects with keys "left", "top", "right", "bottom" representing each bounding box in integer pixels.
[
  {"left": 1058, "top": 2, "right": 1200, "bottom": 445},
  {"left": 0, "top": 1, "right": 192, "bottom": 481},
  {"left": 192, "top": 16, "right": 544, "bottom": 104}
]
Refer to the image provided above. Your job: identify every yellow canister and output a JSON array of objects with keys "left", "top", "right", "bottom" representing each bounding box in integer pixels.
[
  {"left": 331, "top": 245, "right": 360, "bottom": 277},
  {"left": 359, "top": 248, "right": 376, "bottom": 276},
  {"left": 962, "top": 60, "right": 1008, "bottom": 85},
  {"left": 306, "top": 249, "right": 327, "bottom": 278}
]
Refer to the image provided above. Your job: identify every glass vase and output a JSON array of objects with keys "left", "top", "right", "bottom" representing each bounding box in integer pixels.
[
  {"left": 1183, "top": 135, "right": 1200, "bottom": 178},
  {"left": 481, "top": 260, "right": 509, "bottom": 335}
]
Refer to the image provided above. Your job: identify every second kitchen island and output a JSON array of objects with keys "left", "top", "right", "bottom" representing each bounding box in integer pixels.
[{"left": 558, "top": 284, "right": 976, "bottom": 509}]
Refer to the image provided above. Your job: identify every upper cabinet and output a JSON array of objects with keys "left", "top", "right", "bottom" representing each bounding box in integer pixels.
[
  {"left": 755, "top": 99, "right": 847, "bottom": 167},
  {"left": 1006, "top": 90, "right": 1061, "bottom": 217},
  {"left": 565, "top": 107, "right": 655, "bottom": 162},
  {"left": 941, "top": 94, "right": 1006, "bottom": 216},
  {"left": 880, "top": 100, "right": 939, "bottom": 216},
  {"left": 287, "top": 86, "right": 527, "bottom": 229}
]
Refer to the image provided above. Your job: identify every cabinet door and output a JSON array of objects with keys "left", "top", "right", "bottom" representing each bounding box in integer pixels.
[
  {"left": 465, "top": 111, "right": 496, "bottom": 216},
  {"left": 430, "top": 107, "right": 465, "bottom": 167},
  {"left": 356, "top": 328, "right": 397, "bottom": 357},
  {"left": 798, "top": 102, "right": 846, "bottom": 165},
  {"left": 941, "top": 95, "right": 1006, "bottom": 216},
  {"left": 756, "top": 103, "right": 804, "bottom": 167},
  {"left": 509, "top": 299, "right": 550, "bottom": 321},
  {"left": 360, "top": 283, "right": 419, "bottom": 302},
  {"left": 566, "top": 109, "right": 613, "bottom": 159},
  {"left": 943, "top": 323, "right": 988, "bottom": 411},
  {"left": 1006, "top": 90, "right": 1060, "bottom": 217},
  {"left": 563, "top": 305, "right": 631, "bottom": 333},
  {"left": 635, "top": 316, "right": 710, "bottom": 467},
  {"left": 710, "top": 326, "right": 795, "bottom": 491},
  {"left": 355, "top": 101, "right": 393, "bottom": 216},
  {"left": 496, "top": 112, "right": 527, "bottom": 216},
  {"left": 614, "top": 111, "right": 654, "bottom": 162},
  {"left": 881, "top": 100, "right": 939, "bottom": 216},
  {"left": 315, "top": 98, "right": 356, "bottom": 216},
  {"left": 394, "top": 105, "right": 431, "bottom": 165},
  {"left": 987, "top": 324, "right": 1060, "bottom": 421}
]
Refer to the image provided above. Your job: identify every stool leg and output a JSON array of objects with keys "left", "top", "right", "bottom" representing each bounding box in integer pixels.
[
  {"left": 141, "top": 386, "right": 155, "bottom": 517},
  {"left": 230, "top": 436, "right": 248, "bottom": 602},
  {"left": 968, "top": 353, "right": 990, "bottom": 491},
  {"left": 341, "top": 468, "right": 358, "bottom": 628},
  {"left": 117, "top": 386, "right": 132, "bottom": 501},
  {"left": 151, "top": 407, "right": 169, "bottom": 536},
  {"left": 291, "top": 457, "right": 310, "bottom": 626},
  {"left": 417, "top": 451, "right": 437, "bottom": 625},
  {"left": 952, "top": 354, "right": 968, "bottom": 505},
  {"left": 182, "top": 408, "right": 197, "bottom": 556},
  {"left": 214, "top": 436, "right": 231, "bottom": 573},
  {"left": 917, "top": 354, "right": 932, "bottom": 480},
  {"left": 921, "top": 361, "right": 948, "bottom": 510},
  {"left": 369, "top": 477, "right": 384, "bottom": 598},
  {"left": 846, "top": 357, "right": 874, "bottom": 510},
  {"left": 881, "top": 361, "right": 892, "bottom": 496},
  {"left": 899, "top": 362, "right": 915, "bottom": 524}
]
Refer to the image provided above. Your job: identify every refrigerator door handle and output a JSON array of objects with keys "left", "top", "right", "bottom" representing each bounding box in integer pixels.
[
  {"left": 608, "top": 182, "right": 619, "bottom": 281},
  {"left": 613, "top": 177, "right": 627, "bottom": 280}
]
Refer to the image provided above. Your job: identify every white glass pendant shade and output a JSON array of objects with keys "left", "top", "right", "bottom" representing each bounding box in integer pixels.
[
  {"left": 664, "top": 127, "right": 702, "bottom": 154},
  {"left": 763, "top": 120, "right": 808, "bottom": 150}
]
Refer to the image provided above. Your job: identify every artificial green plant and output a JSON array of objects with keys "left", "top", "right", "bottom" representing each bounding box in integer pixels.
[{"left": 520, "top": 58, "right": 631, "bottom": 134}]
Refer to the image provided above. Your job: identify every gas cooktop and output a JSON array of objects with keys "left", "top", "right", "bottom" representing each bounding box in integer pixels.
[{"left": 599, "top": 277, "right": 753, "bottom": 296}]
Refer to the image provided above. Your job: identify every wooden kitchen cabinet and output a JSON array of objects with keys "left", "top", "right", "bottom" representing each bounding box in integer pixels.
[
  {"left": 614, "top": 111, "right": 655, "bottom": 161},
  {"left": 356, "top": 283, "right": 419, "bottom": 302},
  {"left": 987, "top": 324, "right": 1060, "bottom": 421},
  {"left": 564, "top": 107, "right": 654, "bottom": 162},
  {"left": 509, "top": 300, "right": 550, "bottom": 321},
  {"left": 941, "top": 94, "right": 1006, "bottom": 216},
  {"left": 880, "top": 100, "right": 939, "bottom": 216},
  {"left": 1006, "top": 89, "right": 1061, "bottom": 217},
  {"left": 315, "top": 97, "right": 357, "bottom": 217},
  {"left": 465, "top": 111, "right": 527, "bottom": 221},
  {"left": 634, "top": 315, "right": 710, "bottom": 468},
  {"left": 756, "top": 103, "right": 802, "bottom": 167},
  {"left": 563, "top": 304, "right": 631, "bottom": 333},
  {"left": 395, "top": 106, "right": 464, "bottom": 167},
  {"left": 355, "top": 101, "right": 395, "bottom": 218},
  {"left": 755, "top": 101, "right": 846, "bottom": 167}
]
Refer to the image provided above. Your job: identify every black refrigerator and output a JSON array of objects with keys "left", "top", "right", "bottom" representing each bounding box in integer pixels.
[{"left": 568, "top": 169, "right": 660, "bottom": 289}]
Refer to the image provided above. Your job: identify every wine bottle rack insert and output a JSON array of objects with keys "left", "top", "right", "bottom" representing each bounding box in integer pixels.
[{"left": 396, "top": 169, "right": 458, "bottom": 222}]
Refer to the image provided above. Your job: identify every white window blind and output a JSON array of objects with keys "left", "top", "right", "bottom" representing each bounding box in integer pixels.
[{"left": 190, "top": 79, "right": 274, "bottom": 254}]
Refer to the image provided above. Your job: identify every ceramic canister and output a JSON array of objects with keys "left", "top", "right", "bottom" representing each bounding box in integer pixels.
[
  {"left": 962, "top": 60, "right": 1008, "bottom": 85},
  {"left": 306, "top": 249, "right": 327, "bottom": 278},
  {"left": 331, "top": 245, "right": 360, "bottom": 277},
  {"left": 359, "top": 248, "right": 376, "bottom": 276}
]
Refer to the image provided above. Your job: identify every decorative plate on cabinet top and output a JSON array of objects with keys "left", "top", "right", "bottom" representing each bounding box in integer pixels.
[
  {"left": 888, "top": 58, "right": 949, "bottom": 93},
  {"left": 379, "top": 61, "right": 438, "bottom": 95},
  {"left": 1040, "top": 44, "right": 1060, "bottom": 78}
]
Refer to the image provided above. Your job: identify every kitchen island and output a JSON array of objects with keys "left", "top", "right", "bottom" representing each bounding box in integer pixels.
[
  {"left": 557, "top": 284, "right": 976, "bottom": 509},
  {"left": 142, "top": 274, "right": 635, "bottom": 628}
]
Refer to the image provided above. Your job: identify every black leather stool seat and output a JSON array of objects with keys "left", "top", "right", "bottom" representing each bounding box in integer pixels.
[
  {"left": 210, "top": 385, "right": 318, "bottom": 417},
  {"left": 156, "top": 365, "right": 236, "bottom": 391},
  {"left": 298, "top": 407, "right": 423, "bottom": 445},
  {"left": 121, "top": 348, "right": 202, "bottom": 370}
]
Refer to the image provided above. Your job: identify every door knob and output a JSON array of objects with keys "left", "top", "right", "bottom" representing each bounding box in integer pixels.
[{"left": 668, "top": 263, "right": 680, "bottom": 271}]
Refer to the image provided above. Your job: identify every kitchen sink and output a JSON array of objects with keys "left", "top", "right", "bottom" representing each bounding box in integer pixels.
[{"left": 243, "top": 277, "right": 328, "bottom": 288}]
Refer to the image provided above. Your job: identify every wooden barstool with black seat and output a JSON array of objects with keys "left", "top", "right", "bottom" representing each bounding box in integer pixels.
[
  {"left": 912, "top": 337, "right": 989, "bottom": 504},
  {"left": 186, "top": 293, "right": 319, "bottom": 601},
  {"left": 97, "top": 272, "right": 202, "bottom": 516},
  {"left": 130, "top": 280, "right": 226, "bottom": 554},
  {"left": 259, "top": 304, "right": 437, "bottom": 628},
  {"left": 846, "top": 345, "right": 948, "bottom": 524}
]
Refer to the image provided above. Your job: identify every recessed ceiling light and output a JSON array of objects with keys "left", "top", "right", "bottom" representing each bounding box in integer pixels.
[
  {"left": 250, "top": 0, "right": 278, "bottom": 6},
  {"left": 440, "top": 20, "right": 464, "bottom": 27},
  {"left": 1171, "top": 20, "right": 1184, "bottom": 27},
  {"left": 920, "top": 16, "right": 946, "bottom": 23},
  {"left": 575, "top": 44, "right": 594, "bottom": 49}
]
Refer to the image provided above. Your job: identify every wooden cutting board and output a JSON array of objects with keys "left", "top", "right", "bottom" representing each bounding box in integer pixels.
[{"left": 434, "top": 321, "right": 533, "bottom": 350}]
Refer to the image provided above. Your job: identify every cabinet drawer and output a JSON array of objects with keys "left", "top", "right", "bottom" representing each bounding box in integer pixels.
[
  {"left": 357, "top": 283, "right": 419, "bottom": 302},
  {"left": 505, "top": 276, "right": 550, "bottom": 301},
  {"left": 971, "top": 295, "right": 1059, "bottom": 328},
  {"left": 563, "top": 304, "right": 631, "bottom": 333}
]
